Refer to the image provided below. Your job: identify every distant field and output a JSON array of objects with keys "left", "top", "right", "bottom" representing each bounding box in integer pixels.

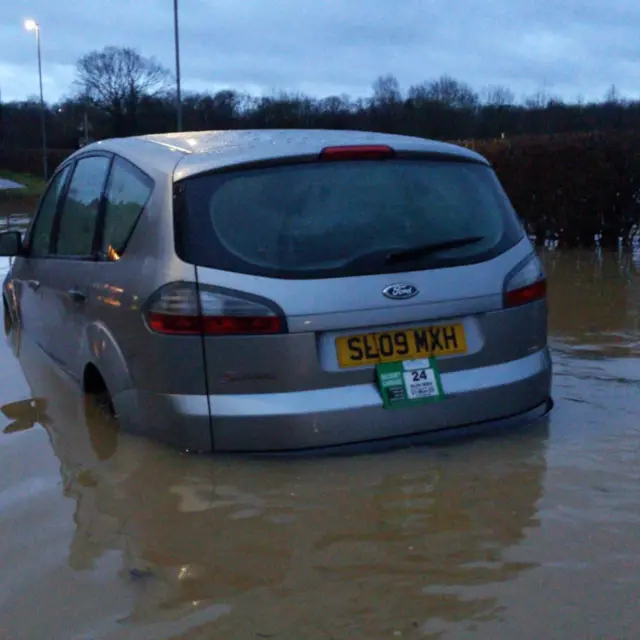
[
  {"left": 0, "top": 213, "right": 31, "bottom": 227},
  {"left": 0, "top": 171, "right": 45, "bottom": 195},
  {"left": 0, "top": 171, "right": 44, "bottom": 217}
]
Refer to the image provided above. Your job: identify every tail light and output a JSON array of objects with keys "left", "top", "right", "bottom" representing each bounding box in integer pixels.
[
  {"left": 504, "top": 254, "right": 547, "bottom": 308},
  {"left": 145, "top": 282, "right": 285, "bottom": 335},
  {"left": 319, "top": 145, "right": 395, "bottom": 161}
]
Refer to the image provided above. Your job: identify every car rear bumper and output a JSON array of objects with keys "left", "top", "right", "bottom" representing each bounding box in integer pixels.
[{"left": 116, "top": 348, "right": 552, "bottom": 453}]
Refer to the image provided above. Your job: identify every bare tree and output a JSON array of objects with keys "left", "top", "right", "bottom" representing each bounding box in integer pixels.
[
  {"left": 371, "top": 74, "right": 402, "bottom": 105},
  {"left": 75, "top": 46, "right": 170, "bottom": 135},
  {"left": 409, "top": 75, "right": 478, "bottom": 109},
  {"left": 604, "top": 84, "right": 621, "bottom": 104},
  {"left": 522, "top": 88, "right": 562, "bottom": 109},
  {"left": 482, "top": 85, "right": 515, "bottom": 107},
  {"left": 369, "top": 74, "right": 404, "bottom": 132}
]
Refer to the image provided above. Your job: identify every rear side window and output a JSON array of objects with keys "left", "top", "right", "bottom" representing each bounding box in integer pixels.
[
  {"left": 101, "top": 157, "right": 153, "bottom": 258},
  {"left": 176, "top": 159, "right": 524, "bottom": 279},
  {"left": 28, "top": 165, "right": 71, "bottom": 257},
  {"left": 56, "top": 155, "right": 111, "bottom": 257}
]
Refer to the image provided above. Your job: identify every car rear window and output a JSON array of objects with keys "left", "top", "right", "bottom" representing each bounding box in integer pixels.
[{"left": 174, "top": 158, "right": 524, "bottom": 279}]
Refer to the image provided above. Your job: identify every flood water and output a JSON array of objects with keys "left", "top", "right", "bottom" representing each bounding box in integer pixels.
[{"left": 1, "top": 249, "right": 639, "bottom": 639}]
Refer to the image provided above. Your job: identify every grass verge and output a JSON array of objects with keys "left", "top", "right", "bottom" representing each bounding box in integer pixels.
[{"left": 0, "top": 171, "right": 45, "bottom": 217}]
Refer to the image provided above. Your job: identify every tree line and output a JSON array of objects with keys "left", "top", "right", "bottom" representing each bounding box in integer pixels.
[
  {"left": 2, "top": 46, "right": 640, "bottom": 149},
  {"left": 3, "top": 46, "right": 640, "bottom": 249}
]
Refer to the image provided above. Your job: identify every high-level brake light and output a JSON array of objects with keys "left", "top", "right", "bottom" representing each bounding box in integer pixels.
[{"left": 319, "top": 145, "right": 395, "bottom": 161}]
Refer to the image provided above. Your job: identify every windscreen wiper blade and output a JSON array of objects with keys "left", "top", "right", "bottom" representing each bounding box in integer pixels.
[{"left": 385, "top": 236, "right": 485, "bottom": 264}]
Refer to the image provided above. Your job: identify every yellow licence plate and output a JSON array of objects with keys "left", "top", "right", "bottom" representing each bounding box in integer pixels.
[{"left": 335, "top": 323, "right": 467, "bottom": 369}]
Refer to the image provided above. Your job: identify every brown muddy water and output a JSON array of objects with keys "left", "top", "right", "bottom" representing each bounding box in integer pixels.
[{"left": 1, "top": 249, "right": 639, "bottom": 640}]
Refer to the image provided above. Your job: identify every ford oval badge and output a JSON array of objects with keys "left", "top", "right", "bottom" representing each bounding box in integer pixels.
[{"left": 383, "top": 284, "right": 419, "bottom": 300}]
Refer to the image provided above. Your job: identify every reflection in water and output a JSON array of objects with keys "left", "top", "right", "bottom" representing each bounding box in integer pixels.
[
  {"left": 543, "top": 248, "right": 640, "bottom": 357},
  {"left": 541, "top": 250, "right": 640, "bottom": 451},
  {"left": 1, "top": 397, "right": 50, "bottom": 434},
  {"left": 6, "top": 329, "right": 548, "bottom": 637},
  {"left": 2, "top": 250, "right": 640, "bottom": 638}
]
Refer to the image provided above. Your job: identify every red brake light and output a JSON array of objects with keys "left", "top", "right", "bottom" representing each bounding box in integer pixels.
[
  {"left": 145, "top": 283, "right": 285, "bottom": 336},
  {"left": 504, "top": 254, "right": 547, "bottom": 308},
  {"left": 201, "top": 316, "right": 281, "bottom": 335},
  {"left": 505, "top": 279, "right": 547, "bottom": 308},
  {"left": 148, "top": 311, "right": 201, "bottom": 335},
  {"left": 319, "top": 145, "right": 395, "bottom": 161}
]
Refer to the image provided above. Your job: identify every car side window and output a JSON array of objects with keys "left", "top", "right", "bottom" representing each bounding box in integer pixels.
[
  {"left": 101, "top": 157, "right": 153, "bottom": 259},
  {"left": 55, "top": 155, "right": 111, "bottom": 257},
  {"left": 28, "top": 165, "right": 71, "bottom": 257}
]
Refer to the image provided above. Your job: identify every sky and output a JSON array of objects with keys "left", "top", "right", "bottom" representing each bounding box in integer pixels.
[{"left": 2, "top": 0, "right": 640, "bottom": 105}]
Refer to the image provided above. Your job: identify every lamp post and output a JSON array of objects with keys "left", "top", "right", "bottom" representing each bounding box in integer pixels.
[
  {"left": 24, "top": 18, "right": 48, "bottom": 180},
  {"left": 173, "top": 0, "right": 183, "bottom": 132}
]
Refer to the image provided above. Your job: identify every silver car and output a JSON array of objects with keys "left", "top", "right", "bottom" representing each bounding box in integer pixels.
[{"left": 1, "top": 129, "right": 552, "bottom": 452}]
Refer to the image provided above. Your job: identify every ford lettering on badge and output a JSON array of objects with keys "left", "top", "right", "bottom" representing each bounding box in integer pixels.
[{"left": 383, "top": 284, "right": 419, "bottom": 300}]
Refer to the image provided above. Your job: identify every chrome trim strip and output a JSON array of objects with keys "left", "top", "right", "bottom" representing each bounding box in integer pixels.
[{"left": 202, "top": 351, "right": 548, "bottom": 417}]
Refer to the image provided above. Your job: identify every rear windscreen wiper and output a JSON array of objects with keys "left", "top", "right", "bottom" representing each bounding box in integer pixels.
[{"left": 385, "top": 236, "right": 485, "bottom": 264}]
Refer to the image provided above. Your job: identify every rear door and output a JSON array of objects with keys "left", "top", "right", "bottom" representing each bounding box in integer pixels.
[
  {"left": 42, "top": 154, "right": 112, "bottom": 378},
  {"left": 174, "top": 155, "right": 534, "bottom": 395},
  {"left": 10, "top": 164, "right": 72, "bottom": 349}
]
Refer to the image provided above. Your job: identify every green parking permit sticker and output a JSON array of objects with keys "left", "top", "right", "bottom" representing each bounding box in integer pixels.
[{"left": 376, "top": 358, "right": 445, "bottom": 409}]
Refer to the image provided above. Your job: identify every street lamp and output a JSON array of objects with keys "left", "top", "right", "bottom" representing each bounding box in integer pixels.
[
  {"left": 24, "top": 18, "right": 48, "bottom": 180},
  {"left": 173, "top": 0, "right": 183, "bottom": 132}
]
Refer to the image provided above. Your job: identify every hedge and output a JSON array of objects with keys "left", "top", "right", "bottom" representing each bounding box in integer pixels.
[
  {"left": 2, "top": 130, "right": 640, "bottom": 247},
  {"left": 464, "top": 131, "right": 640, "bottom": 247}
]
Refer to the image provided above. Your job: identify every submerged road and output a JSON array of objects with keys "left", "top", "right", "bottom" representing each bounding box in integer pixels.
[{"left": 0, "top": 249, "right": 639, "bottom": 639}]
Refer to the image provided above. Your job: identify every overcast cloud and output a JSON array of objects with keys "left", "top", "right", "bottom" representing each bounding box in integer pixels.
[{"left": 1, "top": 0, "right": 639, "bottom": 105}]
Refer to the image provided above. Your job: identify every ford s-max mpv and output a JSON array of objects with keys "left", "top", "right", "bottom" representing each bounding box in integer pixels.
[{"left": 1, "top": 129, "right": 552, "bottom": 452}]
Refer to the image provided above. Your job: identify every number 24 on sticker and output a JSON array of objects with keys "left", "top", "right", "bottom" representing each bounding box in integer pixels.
[
  {"left": 376, "top": 358, "right": 444, "bottom": 409},
  {"left": 403, "top": 367, "right": 438, "bottom": 399}
]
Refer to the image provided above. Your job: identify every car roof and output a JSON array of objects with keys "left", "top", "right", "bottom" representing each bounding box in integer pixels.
[{"left": 82, "top": 129, "right": 489, "bottom": 181}]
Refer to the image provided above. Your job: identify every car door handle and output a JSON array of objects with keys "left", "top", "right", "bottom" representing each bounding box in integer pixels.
[
  {"left": 67, "top": 288, "right": 87, "bottom": 304},
  {"left": 26, "top": 279, "right": 40, "bottom": 291}
]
